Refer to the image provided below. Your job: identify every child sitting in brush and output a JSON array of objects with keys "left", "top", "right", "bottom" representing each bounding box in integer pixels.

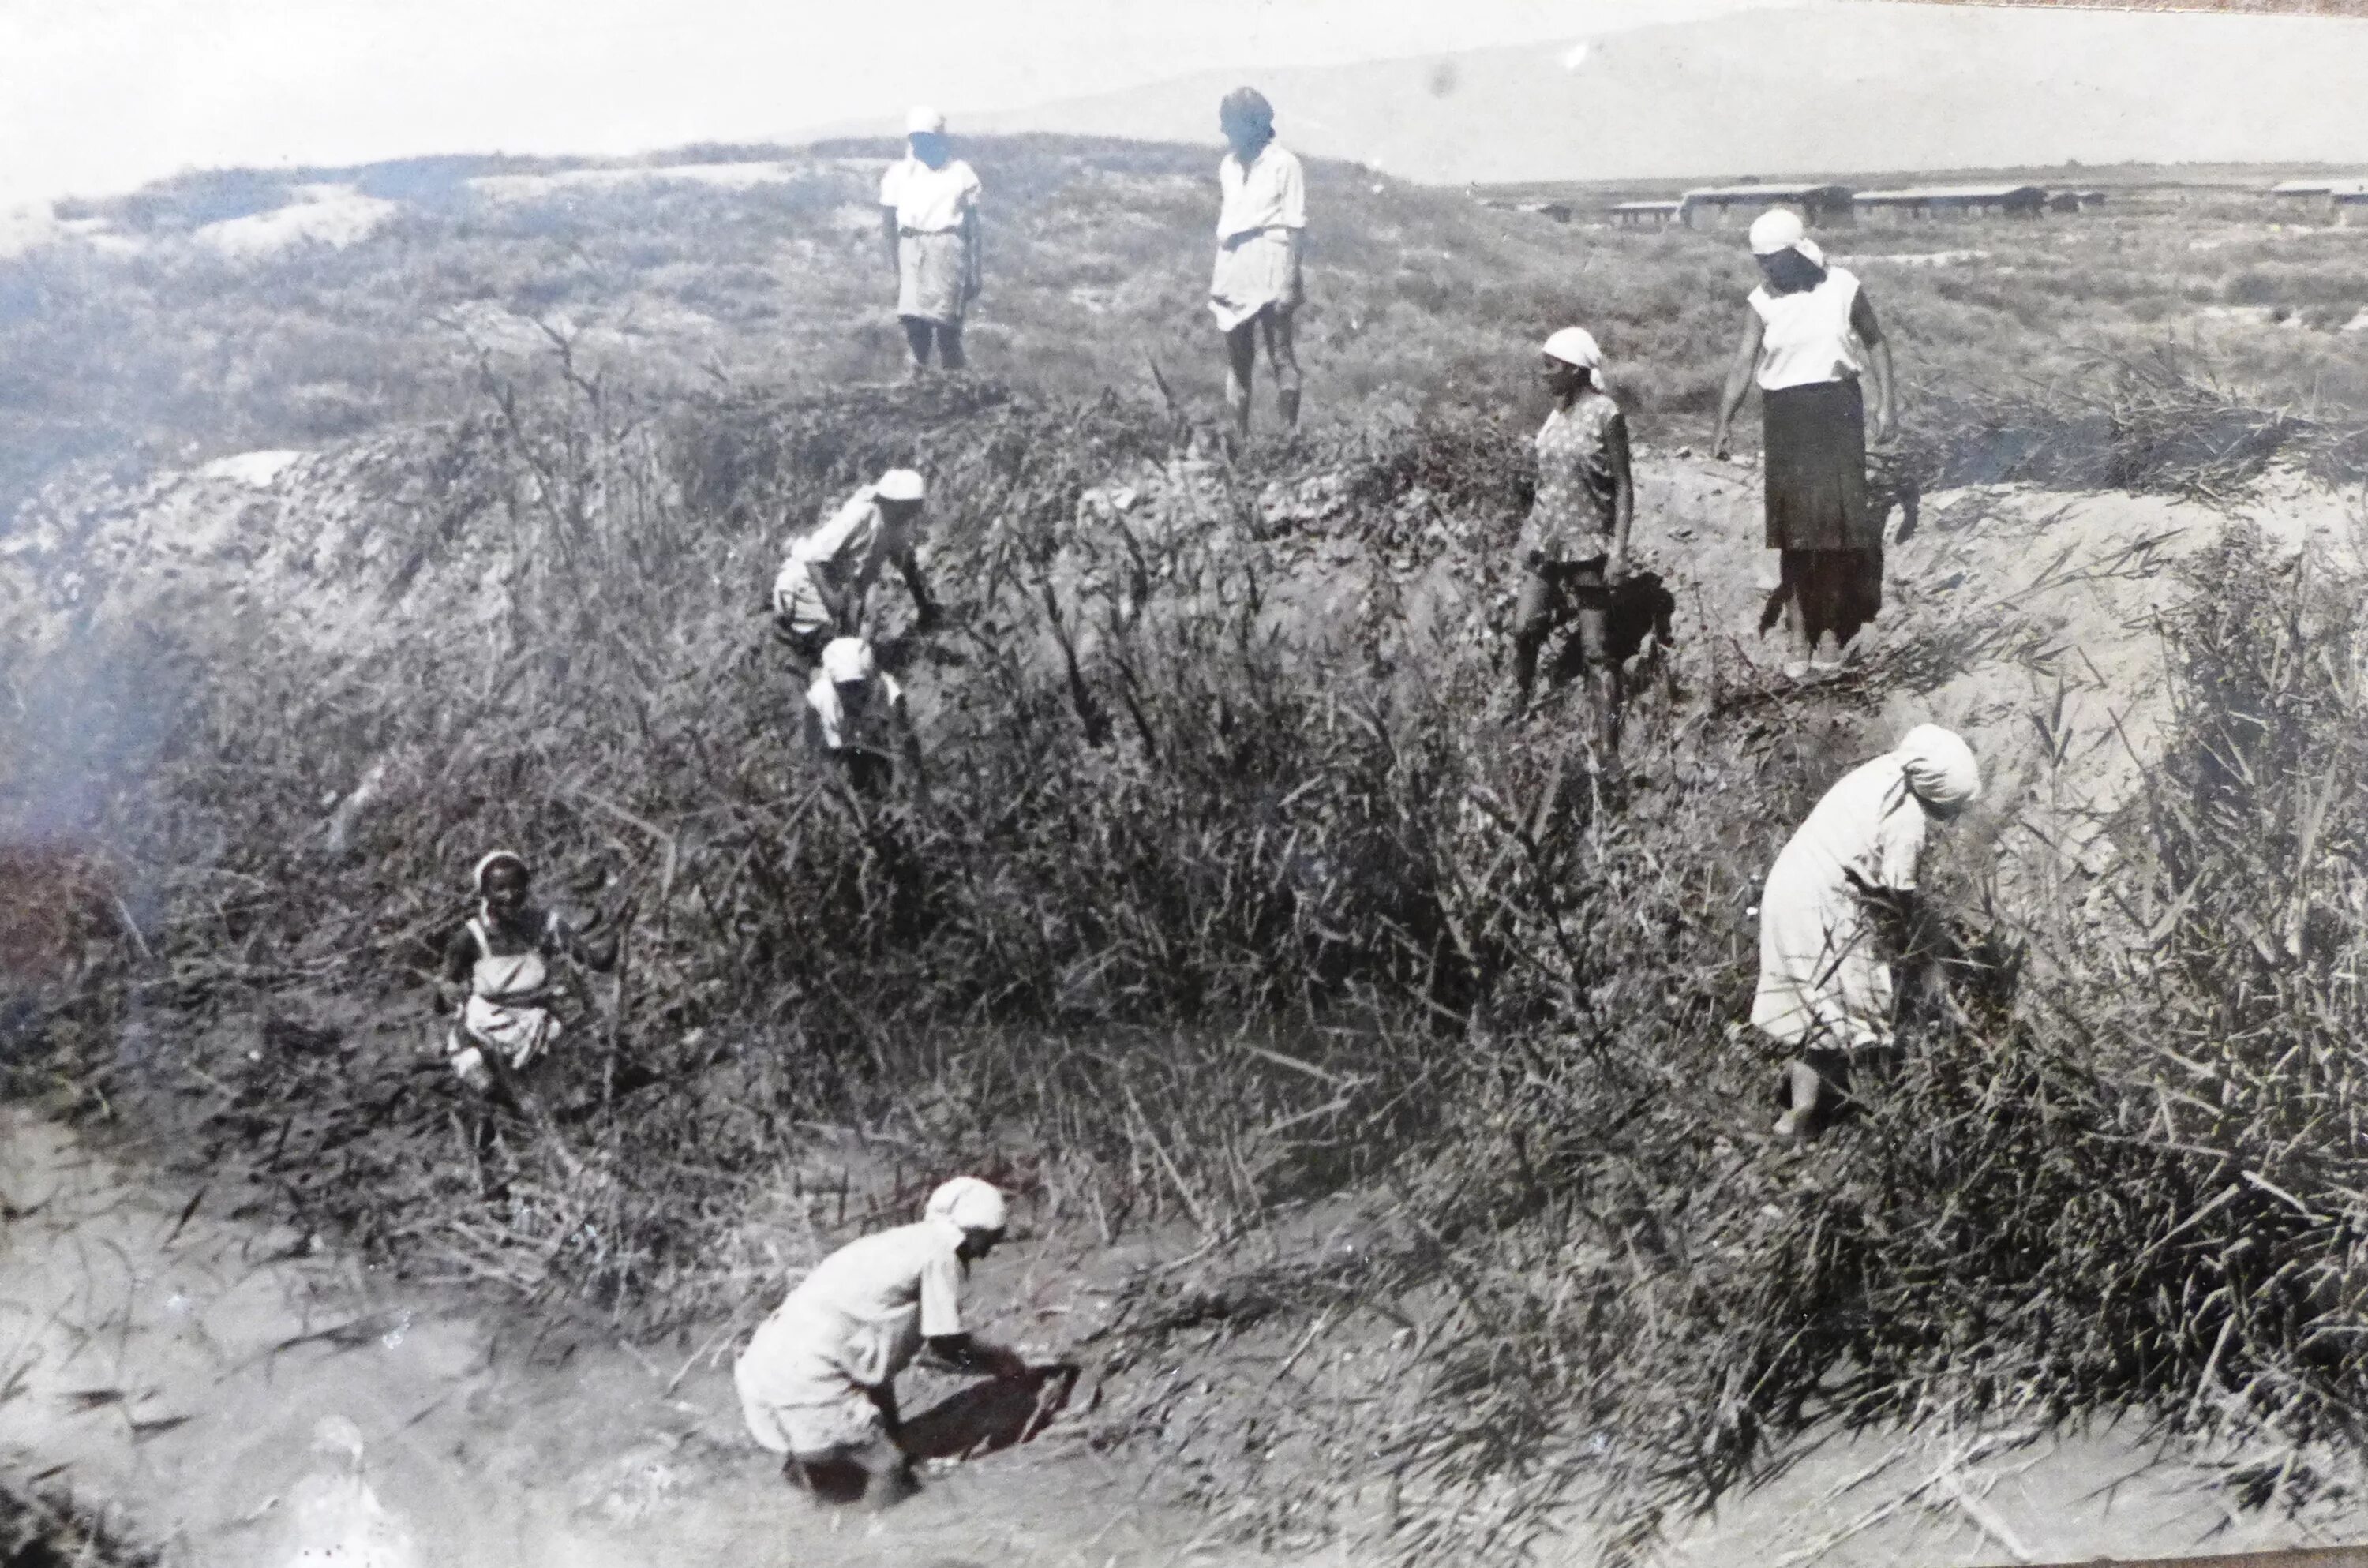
[{"left": 438, "top": 851, "right": 618, "bottom": 1093}]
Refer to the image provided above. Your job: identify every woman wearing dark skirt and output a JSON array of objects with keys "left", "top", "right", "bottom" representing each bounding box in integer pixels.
[{"left": 1712, "top": 208, "right": 1898, "bottom": 678}]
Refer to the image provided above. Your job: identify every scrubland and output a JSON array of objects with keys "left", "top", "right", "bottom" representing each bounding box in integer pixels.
[
  {"left": 9, "top": 137, "right": 2368, "bottom": 1563},
  {"left": 6, "top": 134, "right": 2368, "bottom": 515}
]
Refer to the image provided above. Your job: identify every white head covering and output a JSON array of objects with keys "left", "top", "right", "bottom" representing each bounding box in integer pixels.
[
  {"left": 1793, "top": 237, "right": 1826, "bottom": 268},
  {"left": 926, "top": 1176, "right": 1009, "bottom": 1234},
  {"left": 1894, "top": 724, "right": 1981, "bottom": 814},
  {"left": 472, "top": 850, "right": 528, "bottom": 893},
  {"left": 1542, "top": 327, "right": 1603, "bottom": 372},
  {"left": 1748, "top": 207, "right": 1806, "bottom": 256},
  {"left": 875, "top": 468, "right": 926, "bottom": 503},
  {"left": 905, "top": 105, "right": 947, "bottom": 137},
  {"left": 821, "top": 636, "right": 876, "bottom": 685}
]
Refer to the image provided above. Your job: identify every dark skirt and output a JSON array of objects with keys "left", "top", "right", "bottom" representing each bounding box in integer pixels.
[
  {"left": 1767, "top": 547, "right": 1884, "bottom": 648},
  {"left": 1762, "top": 380, "right": 1875, "bottom": 551}
]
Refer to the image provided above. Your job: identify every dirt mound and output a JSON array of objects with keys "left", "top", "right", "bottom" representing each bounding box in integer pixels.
[{"left": 0, "top": 428, "right": 511, "bottom": 661}]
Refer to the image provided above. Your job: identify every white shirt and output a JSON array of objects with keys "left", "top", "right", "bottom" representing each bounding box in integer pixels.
[
  {"left": 739, "top": 1218, "right": 968, "bottom": 1399},
  {"left": 1216, "top": 143, "right": 1306, "bottom": 241},
  {"left": 789, "top": 487, "right": 901, "bottom": 580},
  {"left": 880, "top": 156, "right": 983, "bottom": 234},
  {"left": 806, "top": 668, "right": 907, "bottom": 753},
  {"left": 1751, "top": 754, "right": 1928, "bottom": 1048},
  {"left": 1748, "top": 266, "right": 1864, "bottom": 392}
]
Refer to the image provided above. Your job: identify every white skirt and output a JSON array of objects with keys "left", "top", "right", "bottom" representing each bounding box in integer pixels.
[
  {"left": 897, "top": 230, "right": 969, "bottom": 326},
  {"left": 1208, "top": 228, "right": 1302, "bottom": 332}
]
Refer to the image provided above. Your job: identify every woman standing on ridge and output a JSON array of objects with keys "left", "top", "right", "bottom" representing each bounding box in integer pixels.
[
  {"left": 1508, "top": 326, "right": 1635, "bottom": 758},
  {"left": 1712, "top": 208, "right": 1898, "bottom": 679},
  {"left": 1208, "top": 87, "right": 1306, "bottom": 439},
  {"left": 880, "top": 106, "right": 983, "bottom": 374}
]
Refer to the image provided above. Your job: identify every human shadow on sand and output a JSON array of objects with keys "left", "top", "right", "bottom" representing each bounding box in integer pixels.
[
  {"left": 902, "top": 1363, "right": 1081, "bottom": 1461},
  {"left": 792, "top": 1365, "right": 1082, "bottom": 1506}
]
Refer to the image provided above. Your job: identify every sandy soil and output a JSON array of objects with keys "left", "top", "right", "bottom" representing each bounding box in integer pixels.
[
  {"left": 195, "top": 185, "right": 400, "bottom": 260},
  {"left": 0, "top": 1110, "right": 1291, "bottom": 1568},
  {"left": 466, "top": 163, "right": 812, "bottom": 202},
  {"left": 11, "top": 1108, "right": 2367, "bottom": 1568}
]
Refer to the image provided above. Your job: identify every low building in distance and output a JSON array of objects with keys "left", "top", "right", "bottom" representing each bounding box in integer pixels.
[{"left": 1852, "top": 184, "right": 2048, "bottom": 220}]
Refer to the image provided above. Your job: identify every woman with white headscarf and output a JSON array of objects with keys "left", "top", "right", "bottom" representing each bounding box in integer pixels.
[
  {"left": 1509, "top": 325, "right": 1635, "bottom": 757},
  {"left": 1752, "top": 725, "right": 1980, "bottom": 1139},
  {"left": 1209, "top": 87, "right": 1307, "bottom": 437},
  {"left": 804, "top": 635, "right": 925, "bottom": 802},
  {"left": 879, "top": 107, "right": 984, "bottom": 372},
  {"left": 437, "top": 851, "right": 618, "bottom": 1094},
  {"left": 771, "top": 466, "right": 942, "bottom": 675},
  {"left": 1711, "top": 207, "right": 1898, "bottom": 679},
  {"left": 735, "top": 1177, "right": 1031, "bottom": 1510}
]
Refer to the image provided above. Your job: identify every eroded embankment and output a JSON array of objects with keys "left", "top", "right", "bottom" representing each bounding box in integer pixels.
[{"left": 12, "top": 392, "right": 2368, "bottom": 1565}]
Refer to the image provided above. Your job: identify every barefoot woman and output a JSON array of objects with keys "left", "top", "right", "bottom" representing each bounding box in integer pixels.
[
  {"left": 1752, "top": 725, "right": 1980, "bottom": 1139},
  {"left": 879, "top": 107, "right": 983, "bottom": 374},
  {"left": 1208, "top": 88, "right": 1306, "bottom": 438},
  {"left": 1509, "top": 326, "right": 1635, "bottom": 756},
  {"left": 1712, "top": 208, "right": 1898, "bottom": 677}
]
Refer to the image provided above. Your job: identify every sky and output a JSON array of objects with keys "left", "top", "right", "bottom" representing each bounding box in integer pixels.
[{"left": 0, "top": 0, "right": 1805, "bottom": 208}]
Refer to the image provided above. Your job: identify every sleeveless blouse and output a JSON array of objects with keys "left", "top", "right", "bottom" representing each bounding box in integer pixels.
[{"left": 1748, "top": 267, "right": 1865, "bottom": 392}]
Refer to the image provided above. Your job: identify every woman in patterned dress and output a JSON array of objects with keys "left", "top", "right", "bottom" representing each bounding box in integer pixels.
[{"left": 1510, "top": 327, "right": 1635, "bottom": 757}]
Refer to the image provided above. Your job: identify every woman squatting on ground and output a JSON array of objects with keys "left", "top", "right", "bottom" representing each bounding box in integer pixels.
[
  {"left": 1508, "top": 326, "right": 1636, "bottom": 758},
  {"left": 1208, "top": 88, "right": 1306, "bottom": 440},
  {"left": 735, "top": 1177, "right": 1032, "bottom": 1512},
  {"left": 1713, "top": 207, "right": 1898, "bottom": 679},
  {"left": 880, "top": 107, "right": 984, "bottom": 375},
  {"left": 1751, "top": 725, "right": 1981, "bottom": 1140}
]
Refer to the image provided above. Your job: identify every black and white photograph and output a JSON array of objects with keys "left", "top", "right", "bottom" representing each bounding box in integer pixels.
[{"left": 8, "top": 1, "right": 2368, "bottom": 1563}]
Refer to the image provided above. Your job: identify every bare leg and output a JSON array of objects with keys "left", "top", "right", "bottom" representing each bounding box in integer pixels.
[
  {"left": 1774, "top": 1049, "right": 1851, "bottom": 1140},
  {"left": 937, "top": 322, "right": 965, "bottom": 372},
  {"left": 847, "top": 1435, "right": 916, "bottom": 1512},
  {"left": 1782, "top": 586, "right": 1815, "bottom": 673},
  {"left": 1509, "top": 567, "right": 1556, "bottom": 720},
  {"left": 901, "top": 318, "right": 933, "bottom": 372},
  {"left": 1574, "top": 597, "right": 1621, "bottom": 758},
  {"left": 1774, "top": 1058, "right": 1824, "bottom": 1138},
  {"left": 1223, "top": 319, "right": 1259, "bottom": 437},
  {"left": 1262, "top": 309, "right": 1302, "bottom": 432}
]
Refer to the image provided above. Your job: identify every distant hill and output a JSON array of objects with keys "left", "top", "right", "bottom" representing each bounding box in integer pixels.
[{"left": 954, "top": 5, "right": 2368, "bottom": 185}]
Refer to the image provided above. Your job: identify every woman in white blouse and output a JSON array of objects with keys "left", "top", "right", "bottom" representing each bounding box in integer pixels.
[
  {"left": 1208, "top": 88, "right": 1306, "bottom": 438},
  {"left": 1711, "top": 208, "right": 1898, "bottom": 678},
  {"left": 879, "top": 107, "right": 984, "bottom": 374}
]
